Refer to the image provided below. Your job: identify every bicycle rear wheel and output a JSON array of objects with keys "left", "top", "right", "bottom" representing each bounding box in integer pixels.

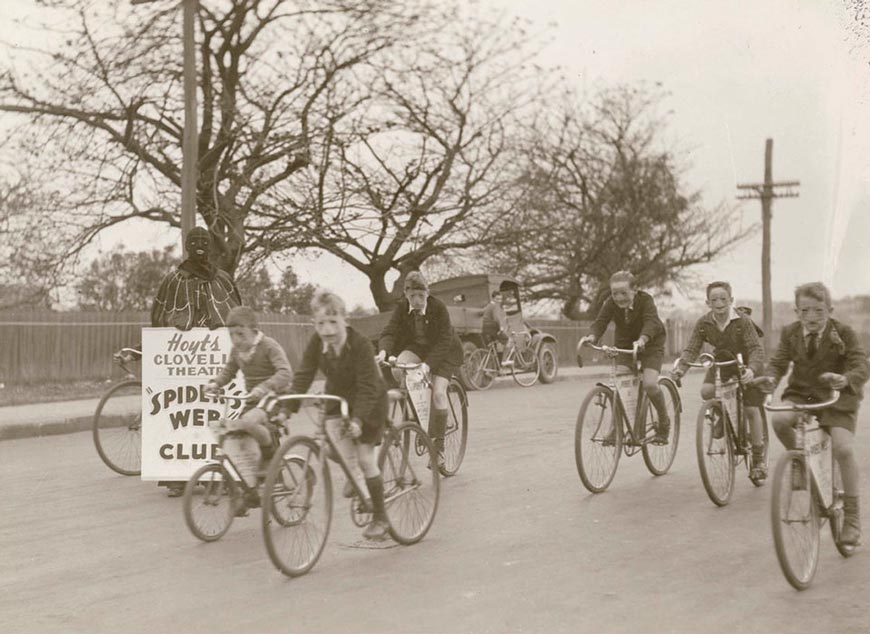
[
  {"left": 511, "top": 345, "right": 539, "bottom": 387},
  {"left": 642, "top": 379, "right": 680, "bottom": 475},
  {"left": 92, "top": 379, "right": 142, "bottom": 476},
  {"left": 379, "top": 422, "right": 440, "bottom": 545},
  {"left": 439, "top": 379, "right": 468, "bottom": 476},
  {"left": 830, "top": 461, "right": 856, "bottom": 558},
  {"left": 574, "top": 386, "right": 621, "bottom": 493},
  {"left": 183, "top": 463, "right": 239, "bottom": 542},
  {"left": 696, "top": 401, "right": 735, "bottom": 506},
  {"left": 466, "top": 348, "right": 496, "bottom": 391},
  {"left": 261, "top": 436, "right": 332, "bottom": 577},
  {"left": 770, "top": 451, "right": 820, "bottom": 590}
]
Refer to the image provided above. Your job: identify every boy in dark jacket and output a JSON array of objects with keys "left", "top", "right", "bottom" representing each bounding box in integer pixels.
[
  {"left": 377, "top": 271, "right": 463, "bottom": 465},
  {"left": 289, "top": 290, "right": 390, "bottom": 541},
  {"left": 578, "top": 271, "right": 670, "bottom": 443},
  {"left": 761, "top": 282, "right": 870, "bottom": 546},
  {"left": 673, "top": 281, "right": 767, "bottom": 478}
]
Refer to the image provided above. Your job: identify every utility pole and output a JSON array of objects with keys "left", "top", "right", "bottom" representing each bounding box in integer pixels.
[
  {"left": 736, "top": 139, "right": 800, "bottom": 353},
  {"left": 132, "top": 0, "right": 198, "bottom": 257}
]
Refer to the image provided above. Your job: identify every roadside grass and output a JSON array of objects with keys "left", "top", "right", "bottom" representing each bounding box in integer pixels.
[{"left": 0, "top": 379, "right": 113, "bottom": 407}]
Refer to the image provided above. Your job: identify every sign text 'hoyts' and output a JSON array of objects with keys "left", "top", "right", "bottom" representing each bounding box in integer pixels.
[{"left": 153, "top": 332, "right": 229, "bottom": 376}]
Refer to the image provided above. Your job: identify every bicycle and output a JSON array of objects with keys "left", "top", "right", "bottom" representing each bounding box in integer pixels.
[
  {"left": 182, "top": 391, "right": 291, "bottom": 542},
  {"left": 679, "top": 351, "right": 770, "bottom": 506},
  {"left": 260, "top": 391, "right": 440, "bottom": 577},
  {"left": 465, "top": 330, "right": 540, "bottom": 390},
  {"left": 574, "top": 342, "right": 681, "bottom": 493},
  {"left": 380, "top": 357, "right": 468, "bottom": 477},
  {"left": 92, "top": 347, "right": 142, "bottom": 476},
  {"left": 766, "top": 390, "right": 856, "bottom": 591}
]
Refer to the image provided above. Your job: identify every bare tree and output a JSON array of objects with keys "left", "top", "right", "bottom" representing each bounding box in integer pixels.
[
  {"left": 0, "top": 0, "right": 430, "bottom": 274},
  {"left": 484, "top": 84, "right": 755, "bottom": 320},
  {"left": 248, "top": 10, "right": 552, "bottom": 310}
]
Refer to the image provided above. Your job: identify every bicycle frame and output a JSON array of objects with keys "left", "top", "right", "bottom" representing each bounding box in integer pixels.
[
  {"left": 765, "top": 391, "right": 841, "bottom": 516},
  {"left": 482, "top": 331, "right": 532, "bottom": 373},
  {"left": 271, "top": 394, "right": 421, "bottom": 510},
  {"left": 589, "top": 343, "right": 653, "bottom": 452}
]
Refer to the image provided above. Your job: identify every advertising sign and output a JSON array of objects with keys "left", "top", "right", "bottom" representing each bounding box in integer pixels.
[{"left": 141, "top": 328, "right": 243, "bottom": 481}]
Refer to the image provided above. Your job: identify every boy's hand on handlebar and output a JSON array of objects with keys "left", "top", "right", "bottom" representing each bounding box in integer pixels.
[
  {"left": 204, "top": 381, "right": 220, "bottom": 397},
  {"left": 248, "top": 386, "right": 268, "bottom": 403},
  {"left": 578, "top": 335, "right": 595, "bottom": 350},
  {"left": 633, "top": 337, "right": 646, "bottom": 352},
  {"left": 756, "top": 376, "right": 776, "bottom": 394},
  {"left": 819, "top": 372, "right": 848, "bottom": 390},
  {"left": 375, "top": 350, "right": 387, "bottom": 364},
  {"left": 740, "top": 367, "right": 755, "bottom": 383},
  {"left": 348, "top": 418, "right": 363, "bottom": 439}
]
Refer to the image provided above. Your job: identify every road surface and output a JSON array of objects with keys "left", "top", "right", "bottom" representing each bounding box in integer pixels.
[{"left": 2, "top": 373, "right": 869, "bottom": 634}]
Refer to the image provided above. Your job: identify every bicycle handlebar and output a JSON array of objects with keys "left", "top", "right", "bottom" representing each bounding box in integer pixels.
[
  {"left": 582, "top": 341, "right": 639, "bottom": 361},
  {"left": 270, "top": 394, "right": 351, "bottom": 420},
  {"left": 379, "top": 356, "right": 426, "bottom": 372},
  {"left": 763, "top": 390, "right": 840, "bottom": 412}
]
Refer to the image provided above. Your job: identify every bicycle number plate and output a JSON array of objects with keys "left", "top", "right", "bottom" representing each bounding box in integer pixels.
[
  {"left": 720, "top": 383, "right": 739, "bottom": 428},
  {"left": 615, "top": 375, "right": 640, "bottom": 428},
  {"left": 405, "top": 369, "right": 431, "bottom": 428},
  {"left": 223, "top": 435, "right": 262, "bottom": 487},
  {"left": 806, "top": 426, "right": 833, "bottom": 508}
]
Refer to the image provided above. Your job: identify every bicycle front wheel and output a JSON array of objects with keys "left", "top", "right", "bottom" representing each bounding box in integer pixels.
[
  {"left": 511, "top": 345, "right": 539, "bottom": 387},
  {"left": 93, "top": 379, "right": 142, "bottom": 476},
  {"left": 183, "top": 463, "right": 239, "bottom": 542},
  {"left": 261, "top": 436, "right": 333, "bottom": 577},
  {"left": 574, "top": 386, "right": 621, "bottom": 493},
  {"left": 642, "top": 379, "right": 681, "bottom": 475},
  {"left": 379, "top": 422, "right": 440, "bottom": 545},
  {"left": 771, "top": 451, "right": 820, "bottom": 590},
  {"left": 696, "top": 401, "right": 735, "bottom": 506},
  {"left": 466, "top": 348, "right": 496, "bottom": 391},
  {"left": 439, "top": 379, "right": 468, "bottom": 477}
]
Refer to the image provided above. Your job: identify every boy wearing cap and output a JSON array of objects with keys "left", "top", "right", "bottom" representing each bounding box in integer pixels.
[{"left": 377, "top": 271, "right": 464, "bottom": 466}]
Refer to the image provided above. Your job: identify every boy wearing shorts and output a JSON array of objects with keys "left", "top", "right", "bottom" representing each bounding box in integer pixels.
[
  {"left": 289, "top": 290, "right": 391, "bottom": 541},
  {"left": 206, "top": 306, "right": 293, "bottom": 468},
  {"left": 578, "top": 271, "right": 670, "bottom": 443},
  {"left": 377, "top": 271, "right": 464, "bottom": 466},
  {"left": 761, "top": 282, "right": 870, "bottom": 546},
  {"left": 673, "top": 281, "right": 767, "bottom": 478}
]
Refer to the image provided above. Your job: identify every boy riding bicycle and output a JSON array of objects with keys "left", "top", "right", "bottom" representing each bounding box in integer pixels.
[
  {"left": 759, "top": 282, "right": 870, "bottom": 546},
  {"left": 578, "top": 271, "right": 670, "bottom": 444},
  {"left": 482, "top": 289, "right": 510, "bottom": 363},
  {"left": 288, "top": 290, "right": 391, "bottom": 541},
  {"left": 205, "top": 306, "right": 292, "bottom": 471},
  {"left": 673, "top": 281, "right": 767, "bottom": 479},
  {"left": 377, "top": 271, "right": 464, "bottom": 467}
]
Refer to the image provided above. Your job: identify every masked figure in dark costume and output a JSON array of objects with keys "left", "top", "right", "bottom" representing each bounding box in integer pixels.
[
  {"left": 151, "top": 227, "right": 242, "bottom": 496},
  {"left": 151, "top": 227, "right": 242, "bottom": 330}
]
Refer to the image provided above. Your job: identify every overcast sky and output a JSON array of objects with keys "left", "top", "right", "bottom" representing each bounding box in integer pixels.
[{"left": 1, "top": 0, "right": 868, "bottom": 310}]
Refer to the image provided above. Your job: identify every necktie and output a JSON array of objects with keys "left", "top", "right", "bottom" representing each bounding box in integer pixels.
[{"left": 806, "top": 333, "right": 818, "bottom": 358}]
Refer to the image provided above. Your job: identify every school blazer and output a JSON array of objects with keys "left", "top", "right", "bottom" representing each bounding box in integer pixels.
[
  {"left": 379, "top": 296, "right": 464, "bottom": 370},
  {"left": 766, "top": 319, "right": 870, "bottom": 412}
]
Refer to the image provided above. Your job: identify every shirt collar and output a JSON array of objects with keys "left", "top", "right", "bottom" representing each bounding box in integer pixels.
[
  {"left": 321, "top": 335, "right": 348, "bottom": 356},
  {"left": 802, "top": 323, "right": 828, "bottom": 339},
  {"left": 709, "top": 307, "right": 741, "bottom": 326},
  {"left": 408, "top": 299, "right": 427, "bottom": 316}
]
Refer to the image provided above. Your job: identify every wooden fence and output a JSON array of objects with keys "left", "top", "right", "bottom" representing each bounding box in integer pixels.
[{"left": 7, "top": 310, "right": 866, "bottom": 386}]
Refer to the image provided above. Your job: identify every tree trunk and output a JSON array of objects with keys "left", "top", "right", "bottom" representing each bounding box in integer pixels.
[{"left": 369, "top": 270, "right": 398, "bottom": 313}]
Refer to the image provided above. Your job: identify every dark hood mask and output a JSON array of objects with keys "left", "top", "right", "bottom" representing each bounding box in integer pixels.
[{"left": 179, "top": 227, "right": 218, "bottom": 280}]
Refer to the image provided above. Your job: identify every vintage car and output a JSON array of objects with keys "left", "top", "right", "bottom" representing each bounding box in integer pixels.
[{"left": 352, "top": 274, "right": 559, "bottom": 390}]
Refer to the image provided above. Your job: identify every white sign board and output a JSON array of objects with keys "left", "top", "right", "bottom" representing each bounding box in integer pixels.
[
  {"left": 141, "top": 327, "right": 243, "bottom": 481},
  {"left": 405, "top": 368, "right": 432, "bottom": 428},
  {"left": 615, "top": 375, "right": 639, "bottom": 429},
  {"left": 806, "top": 426, "right": 833, "bottom": 508}
]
